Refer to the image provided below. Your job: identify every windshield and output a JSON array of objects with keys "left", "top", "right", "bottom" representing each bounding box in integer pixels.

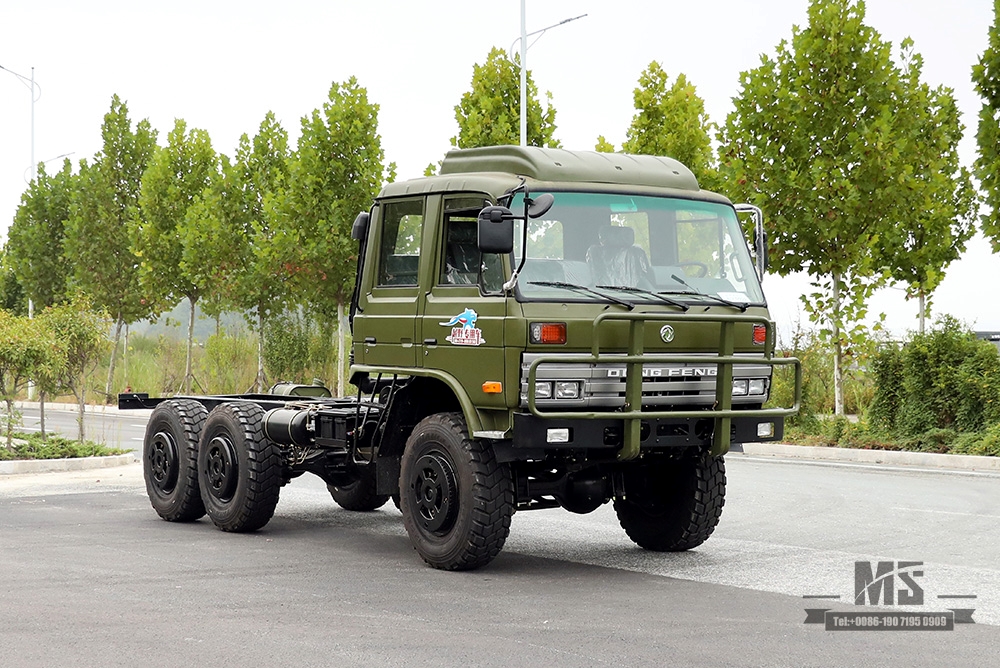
[{"left": 511, "top": 191, "right": 765, "bottom": 305}]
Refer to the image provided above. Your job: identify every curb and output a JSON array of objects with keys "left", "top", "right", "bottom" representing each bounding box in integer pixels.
[
  {"left": 739, "top": 442, "right": 1000, "bottom": 472},
  {"left": 14, "top": 401, "right": 154, "bottom": 417},
  {"left": 14, "top": 401, "right": 132, "bottom": 415},
  {"left": 0, "top": 454, "right": 137, "bottom": 476}
]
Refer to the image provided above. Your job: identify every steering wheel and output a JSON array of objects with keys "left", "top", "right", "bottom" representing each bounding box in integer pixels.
[{"left": 677, "top": 261, "right": 709, "bottom": 278}]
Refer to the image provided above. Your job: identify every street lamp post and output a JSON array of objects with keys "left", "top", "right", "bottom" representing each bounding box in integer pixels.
[{"left": 512, "top": 5, "right": 587, "bottom": 147}]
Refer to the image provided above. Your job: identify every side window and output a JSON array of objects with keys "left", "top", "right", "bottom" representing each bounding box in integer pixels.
[
  {"left": 439, "top": 197, "right": 503, "bottom": 293},
  {"left": 378, "top": 199, "right": 424, "bottom": 286}
]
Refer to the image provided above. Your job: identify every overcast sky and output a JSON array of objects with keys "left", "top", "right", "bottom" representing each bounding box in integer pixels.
[{"left": 1, "top": 0, "right": 996, "bottom": 339}]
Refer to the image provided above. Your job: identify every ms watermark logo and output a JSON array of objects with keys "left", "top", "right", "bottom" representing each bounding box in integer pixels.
[
  {"left": 854, "top": 560, "right": 924, "bottom": 606},
  {"left": 803, "top": 560, "right": 976, "bottom": 631}
]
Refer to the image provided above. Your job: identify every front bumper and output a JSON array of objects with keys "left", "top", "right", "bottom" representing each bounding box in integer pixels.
[{"left": 510, "top": 412, "right": 784, "bottom": 452}]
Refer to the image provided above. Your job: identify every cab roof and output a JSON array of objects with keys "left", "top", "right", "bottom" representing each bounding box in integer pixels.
[{"left": 378, "top": 145, "right": 711, "bottom": 200}]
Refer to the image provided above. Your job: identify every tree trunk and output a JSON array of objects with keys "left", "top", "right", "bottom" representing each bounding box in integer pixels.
[
  {"left": 39, "top": 390, "right": 46, "bottom": 441},
  {"left": 105, "top": 315, "right": 124, "bottom": 403},
  {"left": 256, "top": 307, "right": 266, "bottom": 393},
  {"left": 4, "top": 398, "right": 14, "bottom": 449},
  {"left": 832, "top": 272, "right": 844, "bottom": 416},
  {"left": 77, "top": 378, "right": 87, "bottom": 443},
  {"left": 337, "top": 300, "right": 346, "bottom": 398},
  {"left": 918, "top": 290, "right": 926, "bottom": 335},
  {"left": 185, "top": 296, "right": 197, "bottom": 395}
]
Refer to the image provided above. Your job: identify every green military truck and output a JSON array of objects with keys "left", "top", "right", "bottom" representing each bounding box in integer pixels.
[{"left": 124, "top": 146, "right": 800, "bottom": 571}]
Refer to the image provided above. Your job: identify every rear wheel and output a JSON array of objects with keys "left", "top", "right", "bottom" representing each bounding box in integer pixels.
[
  {"left": 328, "top": 467, "right": 390, "bottom": 511},
  {"left": 198, "top": 402, "right": 282, "bottom": 532},
  {"left": 399, "top": 412, "right": 513, "bottom": 570},
  {"left": 143, "top": 399, "right": 208, "bottom": 522},
  {"left": 614, "top": 451, "right": 726, "bottom": 551}
]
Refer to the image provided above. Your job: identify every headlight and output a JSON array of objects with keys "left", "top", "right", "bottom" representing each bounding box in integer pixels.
[
  {"left": 732, "top": 379, "right": 748, "bottom": 396},
  {"left": 555, "top": 381, "right": 580, "bottom": 399},
  {"left": 534, "top": 382, "right": 553, "bottom": 399},
  {"left": 748, "top": 378, "right": 767, "bottom": 396}
]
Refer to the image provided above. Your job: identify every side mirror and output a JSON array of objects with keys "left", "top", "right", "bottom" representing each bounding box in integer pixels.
[
  {"left": 735, "top": 203, "right": 768, "bottom": 282},
  {"left": 754, "top": 221, "right": 769, "bottom": 277},
  {"left": 527, "top": 192, "right": 555, "bottom": 219},
  {"left": 351, "top": 211, "right": 369, "bottom": 241},
  {"left": 477, "top": 205, "right": 515, "bottom": 254}
]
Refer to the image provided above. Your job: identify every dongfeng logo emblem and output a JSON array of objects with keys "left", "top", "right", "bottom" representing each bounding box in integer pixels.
[{"left": 659, "top": 325, "right": 675, "bottom": 343}]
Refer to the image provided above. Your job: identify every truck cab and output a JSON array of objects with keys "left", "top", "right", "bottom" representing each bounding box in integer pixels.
[{"left": 352, "top": 146, "right": 796, "bottom": 461}]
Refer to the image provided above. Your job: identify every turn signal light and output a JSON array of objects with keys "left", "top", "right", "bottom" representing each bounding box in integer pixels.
[
  {"left": 752, "top": 324, "right": 768, "bottom": 346},
  {"left": 482, "top": 381, "right": 503, "bottom": 394},
  {"left": 530, "top": 322, "right": 567, "bottom": 344}
]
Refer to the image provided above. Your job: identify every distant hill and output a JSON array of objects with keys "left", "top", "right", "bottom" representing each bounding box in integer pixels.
[{"left": 129, "top": 299, "right": 251, "bottom": 341}]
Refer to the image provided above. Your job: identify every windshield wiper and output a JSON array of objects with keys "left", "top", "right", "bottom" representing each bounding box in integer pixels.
[
  {"left": 527, "top": 281, "right": 634, "bottom": 310},
  {"left": 663, "top": 274, "right": 749, "bottom": 312},
  {"left": 596, "top": 285, "right": 689, "bottom": 311}
]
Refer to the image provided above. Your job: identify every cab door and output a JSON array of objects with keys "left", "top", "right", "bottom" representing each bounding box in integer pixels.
[
  {"left": 419, "top": 196, "right": 508, "bottom": 410},
  {"left": 354, "top": 197, "right": 426, "bottom": 368}
]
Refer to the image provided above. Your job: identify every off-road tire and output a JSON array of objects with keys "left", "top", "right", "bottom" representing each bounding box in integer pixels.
[
  {"left": 614, "top": 451, "right": 726, "bottom": 551},
  {"left": 197, "top": 402, "right": 282, "bottom": 532},
  {"left": 328, "top": 468, "right": 390, "bottom": 511},
  {"left": 143, "top": 399, "right": 208, "bottom": 522},
  {"left": 399, "top": 412, "right": 513, "bottom": 570}
]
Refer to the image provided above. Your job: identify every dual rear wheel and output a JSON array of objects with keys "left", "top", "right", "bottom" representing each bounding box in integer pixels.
[{"left": 143, "top": 400, "right": 282, "bottom": 532}]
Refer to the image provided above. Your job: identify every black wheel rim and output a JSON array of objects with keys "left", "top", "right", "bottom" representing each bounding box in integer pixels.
[
  {"left": 204, "top": 434, "right": 239, "bottom": 502},
  {"left": 148, "top": 430, "right": 179, "bottom": 494},
  {"left": 411, "top": 450, "right": 458, "bottom": 535}
]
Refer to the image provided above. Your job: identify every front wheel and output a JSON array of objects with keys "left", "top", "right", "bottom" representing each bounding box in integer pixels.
[
  {"left": 399, "top": 412, "right": 514, "bottom": 570},
  {"left": 614, "top": 451, "right": 726, "bottom": 551},
  {"left": 198, "top": 402, "right": 282, "bottom": 532}
]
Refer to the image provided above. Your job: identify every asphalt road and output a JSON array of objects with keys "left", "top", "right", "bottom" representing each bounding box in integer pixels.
[{"left": 1, "top": 451, "right": 997, "bottom": 667}]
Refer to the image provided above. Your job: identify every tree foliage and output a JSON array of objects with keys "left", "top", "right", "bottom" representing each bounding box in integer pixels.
[
  {"left": 453, "top": 46, "right": 559, "bottom": 149},
  {"left": 275, "top": 78, "right": 393, "bottom": 393},
  {"left": 136, "top": 118, "right": 220, "bottom": 393},
  {"left": 974, "top": 0, "right": 1000, "bottom": 251},
  {"left": 6, "top": 159, "right": 75, "bottom": 308},
  {"left": 619, "top": 62, "right": 718, "bottom": 190},
  {"left": 720, "top": 0, "right": 969, "bottom": 413},
  {"left": 0, "top": 310, "right": 60, "bottom": 447},
  {"left": 36, "top": 298, "right": 110, "bottom": 441},
  {"left": 877, "top": 42, "right": 977, "bottom": 330},
  {"left": 198, "top": 112, "right": 292, "bottom": 390},
  {"left": 66, "top": 95, "right": 158, "bottom": 399},
  {"left": 0, "top": 250, "right": 27, "bottom": 316}
]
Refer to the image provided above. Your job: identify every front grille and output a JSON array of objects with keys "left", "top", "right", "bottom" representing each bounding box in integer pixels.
[{"left": 520, "top": 353, "right": 770, "bottom": 409}]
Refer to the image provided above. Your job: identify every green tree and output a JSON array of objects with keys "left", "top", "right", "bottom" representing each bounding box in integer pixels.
[
  {"left": 276, "top": 78, "right": 392, "bottom": 394},
  {"left": 973, "top": 0, "right": 1000, "bottom": 251},
  {"left": 453, "top": 47, "right": 559, "bottom": 149},
  {"left": 36, "top": 298, "right": 110, "bottom": 442},
  {"left": 136, "top": 119, "right": 220, "bottom": 393},
  {"left": 878, "top": 42, "right": 977, "bottom": 333},
  {"left": 594, "top": 136, "right": 616, "bottom": 153},
  {"left": 66, "top": 95, "right": 158, "bottom": 400},
  {"left": 6, "top": 159, "right": 75, "bottom": 308},
  {"left": 720, "top": 0, "right": 938, "bottom": 415},
  {"left": 198, "top": 112, "right": 292, "bottom": 391},
  {"left": 0, "top": 311, "right": 60, "bottom": 448},
  {"left": 0, "top": 249, "right": 27, "bottom": 316},
  {"left": 620, "top": 62, "right": 718, "bottom": 190}
]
